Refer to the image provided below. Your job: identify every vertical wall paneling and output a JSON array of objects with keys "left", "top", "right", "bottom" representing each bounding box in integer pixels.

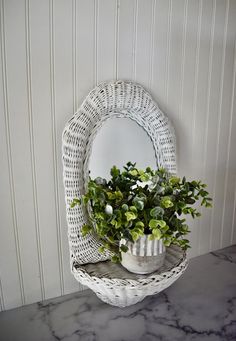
[
  {"left": 72, "top": 0, "right": 77, "bottom": 112},
  {"left": 185, "top": 0, "right": 202, "bottom": 255},
  {"left": 165, "top": 0, "right": 172, "bottom": 105},
  {"left": 200, "top": 0, "right": 227, "bottom": 252},
  {"left": 167, "top": 0, "right": 185, "bottom": 122},
  {"left": 135, "top": 0, "right": 153, "bottom": 88},
  {"left": 114, "top": 0, "right": 119, "bottom": 81},
  {"left": 169, "top": 0, "right": 200, "bottom": 257},
  {"left": 4, "top": 0, "right": 43, "bottom": 305},
  {"left": 0, "top": 0, "right": 23, "bottom": 309},
  {"left": 53, "top": 0, "right": 81, "bottom": 295},
  {"left": 49, "top": 0, "right": 65, "bottom": 296},
  {"left": 213, "top": 0, "right": 236, "bottom": 249},
  {"left": 76, "top": 0, "right": 95, "bottom": 105},
  {"left": 178, "top": 0, "right": 188, "bottom": 123},
  {"left": 148, "top": 0, "right": 156, "bottom": 90},
  {"left": 0, "top": 278, "right": 3, "bottom": 311},
  {"left": 132, "top": 0, "right": 138, "bottom": 81},
  {"left": 210, "top": 0, "right": 230, "bottom": 251},
  {"left": 198, "top": 0, "right": 217, "bottom": 255},
  {"left": 29, "top": 0, "right": 62, "bottom": 299},
  {"left": 192, "top": 0, "right": 214, "bottom": 255},
  {"left": 25, "top": 0, "right": 45, "bottom": 301},
  {"left": 223, "top": 36, "right": 236, "bottom": 247},
  {"left": 152, "top": 0, "right": 172, "bottom": 112},
  {"left": 117, "top": 0, "right": 136, "bottom": 80},
  {"left": 0, "top": 0, "right": 236, "bottom": 310},
  {"left": 96, "top": 0, "right": 117, "bottom": 83}
]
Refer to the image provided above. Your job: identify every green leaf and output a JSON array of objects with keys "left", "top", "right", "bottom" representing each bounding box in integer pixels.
[
  {"left": 111, "top": 219, "right": 121, "bottom": 229},
  {"left": 169, "top": 176, "right": 180, "bottom": 186},
  {"left": 98, "top": 246, "right": 105, "bottom": 253},
  {"left": 148, "top": 234, "right": 155, "bottom": 241},
  {"left": 107, "top": 192, "right": 116, "bottom": 200},
  {"left": 121, "top": 204, "right": 129, "bottom": 211},
  {"left": 130, "top": 231, "right": 140, "bottom": 241},
  {"left": 111, "top": 255, "right": 120, "bottom": 263},
  {"left": 129, "top": 206, "right": 137, "bottom": 213},
  {"left": 152, "top": 228, "right": 162, "bottom": 240},
  {"left": 150, "top": 207, "right": 164, "bottom": 219},
  {"left": 129, "top": 169, "right": 138, "bottom": 176},
  {"left": 135, "top": 221, "right": 144, "bottom": 229},
  {"left": 149, "top": 219, "right": 166, "bottom": 229},
  {"left": 94, "top": 177, "right": 107, "bottom": 186},
  {"left": 140, "top": 173, "right": 150, "bottom": 182},
  {"left": 70, "top": 198, "right": 81, "bottom": 208},
  {"left": 82, "top": 195, "right": 89, "bottom": 204},
  {"left": 125, "top": 211, "right": 137, "bottom": 221},
  {"left": 95, "top": 212, "right": 105, "bottom": 220},
  {"left": 114, "top": 190, "right": 123, "bottom": 200},
  {"left": 149, "top": 219, "right": 159, "bottom": 228},
  {"left": 120, "top": 244, "right": 129, "bottom": 253},
  {"left": 163, "top": 238, "right": 172, "bottom": 247},
  {"left": 110, "top": 165, "right": 120, "bottom": 178},
  {"left": 161, "top": 196, "right": 174, "bottom": 208},
  {"left": 134, "top": 200, "right": 144, "bottom": 210},
  {"left": 81, "top": 224, "right": 92, "bottom": 237}
]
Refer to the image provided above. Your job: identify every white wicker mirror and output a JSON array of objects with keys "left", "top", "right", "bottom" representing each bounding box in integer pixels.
[
  {"left": 62, "top": 81, "right": 177, "bottom": 265},
  {"left": 62, "top": 81, "right": 187, "bottom": 307}
]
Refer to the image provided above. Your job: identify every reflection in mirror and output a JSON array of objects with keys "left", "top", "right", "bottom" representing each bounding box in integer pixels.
[{"left": 89, "top": 117, "right": 157, "bottom": 179}]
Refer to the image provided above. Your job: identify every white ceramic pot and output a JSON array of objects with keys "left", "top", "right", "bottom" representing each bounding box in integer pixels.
[{"left": 120, "top": 235, "right": 166, "bottom": 274}]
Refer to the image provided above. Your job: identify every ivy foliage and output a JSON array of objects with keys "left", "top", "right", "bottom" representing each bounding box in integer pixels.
[{"left": 71, "top": 162, "right": 212, "bottom": 262}]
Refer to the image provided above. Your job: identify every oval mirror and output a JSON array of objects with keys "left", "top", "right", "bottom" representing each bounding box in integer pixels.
[{"left": 89, "top": 116, "right": 157, "bottom": 179}]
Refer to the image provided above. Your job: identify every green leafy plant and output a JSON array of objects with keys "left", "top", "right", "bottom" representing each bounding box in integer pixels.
[{"left": 71, "top": 162, "right": 212, "bottom": 262}]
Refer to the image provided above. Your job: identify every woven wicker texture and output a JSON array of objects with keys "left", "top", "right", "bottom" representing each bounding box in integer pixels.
[
  {"left": 62, "top": 81, "right": 187, "bottom": 307},
  {"left": 62, "top": 81, "right": 177, "bottom": 264},
  {"left": 72, "top": 245, "right": 187, "bottom": 307}
]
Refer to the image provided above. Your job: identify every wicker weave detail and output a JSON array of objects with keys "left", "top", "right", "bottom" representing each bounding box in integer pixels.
[
  {"left": 62, "top": 81, "right": 186, "bottom": 307},
  {"left": 72, "top": 245, "right": 187, "bottom": 307},
  {"left": 62, "top": 81, "right": 177, "bottom": 265}
]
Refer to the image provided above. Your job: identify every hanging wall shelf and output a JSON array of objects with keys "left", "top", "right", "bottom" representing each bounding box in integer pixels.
[{"left": 62, "top": 81, "right": 187, "bottom": 307}]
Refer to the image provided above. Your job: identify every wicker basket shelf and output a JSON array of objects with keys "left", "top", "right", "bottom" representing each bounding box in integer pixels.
[
  {"left": 72, "top": 245, "right": 187, "bottom": 307},
  {"left": 62, "top": 81, "right": 187, "bottom": 307}
]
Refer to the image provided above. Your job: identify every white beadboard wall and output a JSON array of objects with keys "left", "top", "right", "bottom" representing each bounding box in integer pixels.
[{"left": 0, "top": 0, "right": 236, "bottom": 311}]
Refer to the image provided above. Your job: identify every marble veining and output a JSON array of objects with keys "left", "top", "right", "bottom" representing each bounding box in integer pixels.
[{"left": 0, "top": 245, "right": 236, "bottom": 341}]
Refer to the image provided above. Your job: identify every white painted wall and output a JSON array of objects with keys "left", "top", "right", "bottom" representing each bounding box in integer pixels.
[{"left": 0, "top": 0, "right": 235, "bottom": 311}]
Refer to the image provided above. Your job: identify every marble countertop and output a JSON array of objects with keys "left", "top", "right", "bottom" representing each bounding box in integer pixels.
[{"left": 0, "top": 245, "right": 236, "bottom": 341}]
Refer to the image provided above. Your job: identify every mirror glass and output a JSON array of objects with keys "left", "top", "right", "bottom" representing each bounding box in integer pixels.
[{"left": 89, "top": 117, "right": 157, "bottom": 179}]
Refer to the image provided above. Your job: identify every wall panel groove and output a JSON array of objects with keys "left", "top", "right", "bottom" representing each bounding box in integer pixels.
[
  {"left": 132, "top": 0, "right": 138, "bottom": 81},
  {"left": 148, "top": 0, "right": 156, "bottom": 90},
  {"left": 72, "top": 0, "right": 77, "bottom": 112},
  {"left": 0, "top": 277, "right": 4, "bottom": 311},
  {"left": 210, "top": 0, "right": 230, "bottom": 250},
  {"left": 114, "top": 0, "right": 119, "bottom": 80},
  {"left": 228, "top": 38, "right": 236, "bottom": 244},
  {"left": 0, "top": 0, "right": 25, "bottom": 307},
  {"left": 25, "top": 0, "right": 45, "bottom": 301},
  {"left": 178, "top": 0, "right": 188, "bottom": 122},
  {"left": 94, "top": 0, "right": 98, "bottom": 85},
  {"left": 191, "top": 0, "right": 202, "bottom": 157},
  {"left": 165, "top": 0, "right": 172, "bottom": 105},
  {"left": 200, "top": 0, "right": 216, "bottom": 253},
  {"left": 49, "top": 0, "right": 64, "bottom": 296}
]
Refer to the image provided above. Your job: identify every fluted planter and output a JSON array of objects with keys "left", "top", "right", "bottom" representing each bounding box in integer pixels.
[{"left": 120, "top": 235, "right": 166, "bottom": 274}]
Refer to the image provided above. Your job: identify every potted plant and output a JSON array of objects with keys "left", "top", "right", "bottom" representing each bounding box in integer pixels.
[{"left": 71, "top": 162, "right": 212, "bottom": 274}]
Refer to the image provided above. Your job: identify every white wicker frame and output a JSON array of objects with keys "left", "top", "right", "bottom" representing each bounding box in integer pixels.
[{"left": 62, "top": 81, "right": 187, "bottom": 307}]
